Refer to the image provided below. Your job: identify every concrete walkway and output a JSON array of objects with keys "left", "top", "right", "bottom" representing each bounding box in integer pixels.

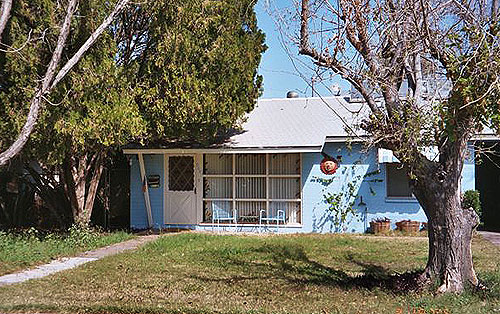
[
  {"left": 479, "top": 231, "right": 500, "bottom": 247},
  {"left": 0, "top": 234, "right": 159, "bottom": 287}
]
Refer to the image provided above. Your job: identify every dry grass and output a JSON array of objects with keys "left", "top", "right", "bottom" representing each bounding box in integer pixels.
[{"left": 0, "top": 232, "right": 498, "bottom": 314}]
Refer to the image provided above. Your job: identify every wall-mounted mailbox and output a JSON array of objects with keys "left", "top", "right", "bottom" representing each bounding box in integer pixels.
[{"left": 147, "top": 175, "right": 161, "bottom": 188}]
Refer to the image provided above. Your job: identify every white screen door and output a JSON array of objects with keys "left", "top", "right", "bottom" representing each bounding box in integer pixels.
[{"left": 166, "top": 155, "right": 197, "bottom": 224}]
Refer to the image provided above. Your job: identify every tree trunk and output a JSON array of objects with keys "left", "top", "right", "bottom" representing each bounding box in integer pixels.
[
  {"left": 62, "top": 151, "right": 105, "bottom": 227},
  {"left": 83, "top": 154, "right": 104, "bottom": 225},
  {"left": 411, "top": 140, "right": 479, "bottom": 293},
  {"left": 417, "top": 188, "right": 479, "bottom": 293}
]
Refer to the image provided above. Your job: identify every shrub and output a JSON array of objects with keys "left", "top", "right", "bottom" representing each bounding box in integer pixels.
[{"left": 462, "top": 190, "right": 481, "bottom": 222}]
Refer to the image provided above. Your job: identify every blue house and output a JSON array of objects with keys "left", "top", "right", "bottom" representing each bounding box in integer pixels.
[{"left": 123, "top": 95, "right": 476, "bottom": 233}]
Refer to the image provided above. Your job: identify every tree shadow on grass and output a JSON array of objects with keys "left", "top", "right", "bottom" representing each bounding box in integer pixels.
[{"left": 190, "top": 243, "right": 423, "bottom": 294}]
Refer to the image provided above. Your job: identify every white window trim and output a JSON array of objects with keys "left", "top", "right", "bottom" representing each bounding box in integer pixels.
[{"left": 202, "top": 153, "right": 303, "bottom": 225}]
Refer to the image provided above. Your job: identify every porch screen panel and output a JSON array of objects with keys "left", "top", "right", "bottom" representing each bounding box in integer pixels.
[
  {"left": 203, "top": 177, "right": 232, "bottom": 198},
  {"left": 269, "top": 153, "right": 300, "bottom": 174},
  {"left": 236, "top": 201, "right": 265, "bottom": 223},
  {"left": 204, "top": 154, "right": 232, "bottom": 175},
  {"left": 236, "top": 177, "right": 266, "bottom": 199},
  {"left": 269, "top": 201, "right": 301, "bottom": 224},
  {"left": 236, "top": 154, "right": 265, "bottom": 174},
  {"left": 269, "top": 178, "right": 300, "bottom": 199},
  {"left": 203, "top": 200, "right": 232, "bottom": 222}
]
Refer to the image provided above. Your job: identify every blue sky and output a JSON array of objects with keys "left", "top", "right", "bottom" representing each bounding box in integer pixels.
[{"left": 255, "top": 0, "right": 350, "bottom": 99}]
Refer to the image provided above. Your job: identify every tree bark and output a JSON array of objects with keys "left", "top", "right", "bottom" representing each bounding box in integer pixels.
[
  {"left": 417, "top": 187, "right": 479, "bottom": 292},
  {"left": 0, "top": 0, "right": 12, "bottom": 43},
  {"left": 83, "top": 153, "right": 104, "bottom": 224},
  {"left": 412, "top": 139, "right": 479, "bottom": 293},
  {"left": 62, "top": 151, "right": 105, "bottom": 227}
]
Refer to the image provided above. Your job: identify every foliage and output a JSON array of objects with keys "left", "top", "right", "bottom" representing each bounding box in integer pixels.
[
  {"left": 323, "top": 181, "right": 360, "bottom": 233},
  {"left": 372, "top": 217, "right": 390, "bottom": 223},
  {"left": 0, "top": 0, "right": 266, "bottom": 227},
  {"left": 0, "top": 233, "right": 498, "bottom": 313},
  {"left": 0, "top": 226, "right": 133, "bottom": 276},
  {"left": 0, "top": 1, "right": 146, "bottom": 227},
  {"left": 313, "top": 165, "right": 363, "bottom": 232},
  {"left": 28, "top": 1, "right": 145, "bottom": 164},
  {"left": 0, "top": 1, "right": 141, "bottom": 161},
  {"left": 463, "top": 190, "right": 482, "bottom": 222},
  {"left": 122, "top": 0, "right": 266, "bottom": 144}
]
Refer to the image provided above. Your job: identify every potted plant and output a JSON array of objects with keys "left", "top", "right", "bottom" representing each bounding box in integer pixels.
[
  {"left": 396, "top": 220, "right": 420, "bottom": 233},
  {"left": 370, "top": 217, "right": 391, "bottom": 234}
]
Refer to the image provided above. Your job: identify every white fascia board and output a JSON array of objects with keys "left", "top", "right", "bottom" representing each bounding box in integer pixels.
[
  {"left": 471, "top": 134, "right": 500, "bottom": 141},
  {"left": 324, "top": 135, "right": 368, "bottom": 143},
  {"left": 123, "top": 146, "right": 322, "bottom": 155}
]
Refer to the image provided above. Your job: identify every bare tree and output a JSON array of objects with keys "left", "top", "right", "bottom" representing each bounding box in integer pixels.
[
  {"left": 0, "top": 0, "right": 130, "bottom": 167},
  {"left": 294, "top": 0, "right": 500, "bottom": 293}
]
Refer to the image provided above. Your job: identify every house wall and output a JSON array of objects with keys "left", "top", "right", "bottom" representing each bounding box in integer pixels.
[
  {"left": 301, "top": 143, "right": 475, "bottom": 233},
  {"left": 129, "top": 145, "right": 475, "bottom": 232},
  {"left": 130, "top": 154, "right": 164, "bottom": 229}
]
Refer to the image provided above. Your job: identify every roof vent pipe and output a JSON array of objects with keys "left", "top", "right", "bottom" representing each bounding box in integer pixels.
[
  {"left": 286, "top": 91, "right": 299, "bottom": 98},
  {"left": 331, "top": 84, "right": 341, "bottom": 96}
]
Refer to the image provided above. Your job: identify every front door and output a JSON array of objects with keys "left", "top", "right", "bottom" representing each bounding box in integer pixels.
[{"left": 166, "top": 155, "right": 198, "bottom": 224}]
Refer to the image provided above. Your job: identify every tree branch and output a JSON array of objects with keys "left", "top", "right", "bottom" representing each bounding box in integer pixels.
[
  {"left": 0, "top": 0, "right": 12, "bottom": 43},
  {"left": 50, "top": 0, "right": 130, "bottom": 90},
  {"left": 492, "top": 0, "right": 499, "bottom": 24},
  {"left": 0, "top": 0, "right": 130, "bottom": 167},
  {"left": 0, "top": 0, "right": 77, "bottom": 167},
  {"left": 299, "top": 0, "right": 382, "bottom": 117},
  {"left": 420, "top": 0, "right": 450, "bottom": 68}
]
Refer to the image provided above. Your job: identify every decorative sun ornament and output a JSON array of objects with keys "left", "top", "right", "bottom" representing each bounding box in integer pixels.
[{"left": 320, "top": 155, "right": 339, "bottom": 175}]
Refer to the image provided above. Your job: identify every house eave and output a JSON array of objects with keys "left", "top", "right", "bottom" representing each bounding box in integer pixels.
[
  {"left": 324, "top": 135, "right": 368, "bottom": 143},
  {"left": 471, "top": 134, "right": 500, "bottom": 141},
  {"left": 123, "top": 146, "right": 322, "bottom": 155}
]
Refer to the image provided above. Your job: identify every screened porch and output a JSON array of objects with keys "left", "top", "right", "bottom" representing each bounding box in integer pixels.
[{"left": 202, "top": 153, "right": 302, "bottom": 225}]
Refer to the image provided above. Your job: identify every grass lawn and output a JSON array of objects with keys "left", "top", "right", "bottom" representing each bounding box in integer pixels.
[
  {"left": 0, "top": 233, "right": 498, "bottom": 314},
  {"left": 0, "top": 227, "right": 134, "bottom": 276}
]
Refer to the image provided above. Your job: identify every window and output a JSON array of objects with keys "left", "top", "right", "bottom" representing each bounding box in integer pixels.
[
  {"left": 202, "top": 153, "right": 301, "bottom": 224},
  {"left": 386, "top": 163, "right": 413, "bottom": 198},
  {"left": 169, "top": 156, "right": 194, "bottom": 191}
]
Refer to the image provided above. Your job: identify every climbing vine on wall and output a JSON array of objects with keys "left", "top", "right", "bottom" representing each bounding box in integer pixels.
[{"left": 312, "top": 163, "right": 382, "bottom": 232}]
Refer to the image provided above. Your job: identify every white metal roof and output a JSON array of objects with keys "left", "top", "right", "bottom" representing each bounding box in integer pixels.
[
  {"left": 219, "top": 96, "right": 368, "bottom": 150},
  {"left": 123, "top": 95, "right": 499, "bottom": 155}
]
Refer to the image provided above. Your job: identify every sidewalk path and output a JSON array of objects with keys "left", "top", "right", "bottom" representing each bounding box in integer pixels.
[
  {"left": 0, "top": 234, "right": 159, "bottom": 287},
  {"left": 479, "top": 231, "right": 500, "bottom": 247}
]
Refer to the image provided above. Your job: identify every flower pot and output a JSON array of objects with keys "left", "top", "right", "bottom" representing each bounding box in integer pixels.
[
  {"left": 370, "top": 221, "right": 391, "bottom": 234},
  {"left": 396, "top": 220, "right": 420, "bottom": 233}
]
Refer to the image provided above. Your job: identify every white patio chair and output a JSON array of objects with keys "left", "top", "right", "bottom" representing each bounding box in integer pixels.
[
  {"left": 211, "top": 201, "right": 237, "bottom": 232},
  {"left": 259, "top": 209, "right": 286, "bottom": 233}
]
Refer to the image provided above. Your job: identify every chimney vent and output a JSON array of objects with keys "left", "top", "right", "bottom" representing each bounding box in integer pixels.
[{"left": 331, "top": 84, "right": 341, "bottom": 96}]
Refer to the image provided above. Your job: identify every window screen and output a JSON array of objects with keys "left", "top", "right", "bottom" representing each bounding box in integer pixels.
[
  {"left": 169, "top": 156, "right": 194, "bottom": 191},
  {"left": 386, "top": 163, "right": 413, "bottom": 198}
]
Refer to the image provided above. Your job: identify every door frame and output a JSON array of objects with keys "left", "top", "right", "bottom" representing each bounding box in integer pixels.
[{"left": 163, "top": 153, "right": 203, "bottom": 225}]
